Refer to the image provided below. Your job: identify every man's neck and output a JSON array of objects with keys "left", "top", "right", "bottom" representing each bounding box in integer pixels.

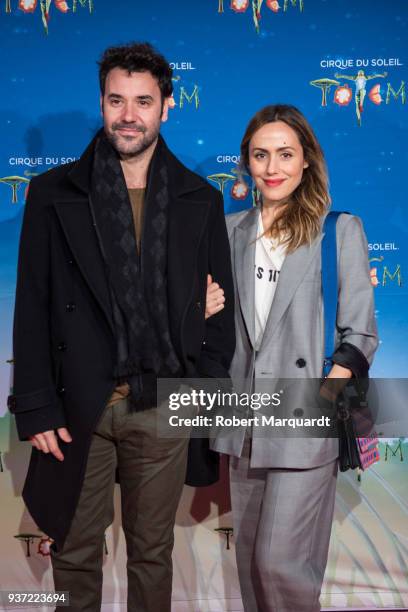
[{"left": 120, "top": 137, "right": 158, "bottom": 189}]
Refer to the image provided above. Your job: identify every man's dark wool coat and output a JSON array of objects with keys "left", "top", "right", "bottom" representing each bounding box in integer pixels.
[{"left": 9, "top": 134, "right": 235, "bottom": 550}]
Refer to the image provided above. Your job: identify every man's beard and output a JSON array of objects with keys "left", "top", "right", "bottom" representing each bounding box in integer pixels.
[{"left": 105, "top": 122, "right": 160, "bottom": 158}]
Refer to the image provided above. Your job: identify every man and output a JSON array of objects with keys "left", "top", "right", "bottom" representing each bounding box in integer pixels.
[{"left": 8, "top": 42, "right": 235, "bottom": 611}]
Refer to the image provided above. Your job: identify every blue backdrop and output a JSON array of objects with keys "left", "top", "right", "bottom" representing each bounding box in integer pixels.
[
  {"left": 0, "top": 3, "right": 407, "bottom": 609},
  {"left": 1, "top": 0, "right": 407, "bottom": 394}
]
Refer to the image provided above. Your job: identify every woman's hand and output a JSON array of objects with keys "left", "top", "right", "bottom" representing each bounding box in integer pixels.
[
  {"left": 320, "top": 363, "right": 353, "bottom": 402},
  {"left": 205, "top": 274, "right": 225, "bottom": 319}
]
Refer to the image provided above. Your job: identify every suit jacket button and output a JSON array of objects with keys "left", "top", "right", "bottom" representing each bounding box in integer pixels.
[
  {"left": 296, "top": 358, "right": 306, "bottom": 368},
  {"left": 57, "top": 387, "right": 65, "bottom": 395},
  {"left": 66, "top": 303, "right": 76, "bottom": 312},
  {"left": 196, "top": 301, "right": 201, "bottom": 309},
  {"left": 58, "top": 342, "right": 67, "bottom": 351}
]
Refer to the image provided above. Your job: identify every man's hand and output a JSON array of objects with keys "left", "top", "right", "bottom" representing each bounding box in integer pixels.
[
  {"left": 205, "top": 274, "right": 225, "bottom": 319},
  {"left": 29, "top": 428, "right": 72, "bottom": 461}
]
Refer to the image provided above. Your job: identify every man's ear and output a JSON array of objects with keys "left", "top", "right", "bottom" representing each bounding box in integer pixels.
[
  {"left": 100, "top": 94, "right": 104, "bottom": 118},
  {"left": 161, "top": 98, "right": 169, "bottom": 123}
]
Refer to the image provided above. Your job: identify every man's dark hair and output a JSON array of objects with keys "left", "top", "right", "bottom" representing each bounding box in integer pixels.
[{"left": 98, "top": 42, "right": 173, "bottom": 99}]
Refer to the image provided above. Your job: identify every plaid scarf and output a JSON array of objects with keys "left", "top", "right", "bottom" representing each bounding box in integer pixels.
[{"left": 90, "top": 130, "right": 182, "bottom": 409}]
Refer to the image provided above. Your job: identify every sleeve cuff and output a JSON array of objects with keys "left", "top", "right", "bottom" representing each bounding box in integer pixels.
[
  {"left": 332, "top": 342, "right": 370, "bottom": 378},
  {"left": 8, "top": 388, "right": 66, "bottom": 441},
  {"left": 8, "top": 387, "right": 58, "bottom": 414}
]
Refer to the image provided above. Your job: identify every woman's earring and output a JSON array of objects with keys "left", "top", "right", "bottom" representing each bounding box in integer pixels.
[{"left": 252, "top": 184, "right": 262, "bottom": 208}]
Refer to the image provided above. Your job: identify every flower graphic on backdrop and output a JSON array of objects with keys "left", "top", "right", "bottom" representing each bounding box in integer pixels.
[
  {"left": 38, "top": 536, "right": 54, "bottom": 556},
  {"left": 334, "top": 84, "right": 353, "bottom": 106},
  {"left": 18, "top": 0, "right": 37, "bottom": 12},
  {"left": 56, "top": 0, "right": 69, "bottom": 10},
  {"left": 266, "top": 0, "right": 280, "bottom": 12},
  {"left": 231, "top": 180, "right": 250, "bottom": 200},
  {"left": 19, "top": 0, "right": 70, "bottom": 18},
  {"left": 231, "top": 0, "right": 249, "bottom": 12},
  {"left": 218, "top": 0, "right": 303, "bottom": 32},
  {"left": 370, "top": 268, "right": 379, "bottom": 288},
  {"left": 9, "top": 0, "right": 91, "bottom": 32},
  {"left": 368, "top": 83, "right": 383, "bottom": 105}
]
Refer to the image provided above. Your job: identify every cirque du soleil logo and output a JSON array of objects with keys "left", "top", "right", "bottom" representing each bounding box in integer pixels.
[
  {"left": 3, "top": 0, "right": 93, "bottom": 33},
  {"left": 217, "top": 0, "right": 304, "bottom": 33},
  {"left": 310, "top": 70, "right": 406, "bottom": 126}
]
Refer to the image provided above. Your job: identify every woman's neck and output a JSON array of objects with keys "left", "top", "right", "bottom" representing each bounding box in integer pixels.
[{"left": 261, "top": 201, "right": 287, "bottom": 235}]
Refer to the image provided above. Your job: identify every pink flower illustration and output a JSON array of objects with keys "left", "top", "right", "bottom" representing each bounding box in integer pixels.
[
  {"left": 370, "top": 268, "right": 379, "bottom": 287},
  {"left": 18, "top": 0, "right": 37, "bottom": 13},
  {"left": 368, "top": 84, "right": 382, "bottom": 105},
  {"left": 334, "top": 84, "right": 352, "bottom": 106},
  {"left": 231, "top": 180, "right": 249, "bottom": 200},
  {"left": 231, "top": 0, "right": 249, "bottom": 13},
  {"left": 55, "top": 0, "right": 69, "bottom": 12},
  {"left": 266, "top": 0, "right": 280, "bottom": 12}
]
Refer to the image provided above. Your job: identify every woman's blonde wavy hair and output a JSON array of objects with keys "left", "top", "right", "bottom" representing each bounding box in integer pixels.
[{"left": 240, "top": 104, "right": 331, "bottom": 252}]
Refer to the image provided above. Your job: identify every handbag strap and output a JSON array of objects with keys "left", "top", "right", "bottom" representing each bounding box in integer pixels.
[{"left": 321, "top": 211, "right": 348, "bottom": 376}]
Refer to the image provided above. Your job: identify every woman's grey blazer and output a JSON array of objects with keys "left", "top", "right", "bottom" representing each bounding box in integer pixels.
[{"left": 211, "top": 207, "right": 378, "bottom": 469}]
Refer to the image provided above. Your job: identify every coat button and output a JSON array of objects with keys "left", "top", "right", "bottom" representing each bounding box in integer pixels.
[
  {"left": 68, "top": 259, "right": 74, "bottom": 265},
  {"left": 57, "top": 386, "right": 65, "bottom": 395},
  {"left": 296, "top": 358, "right": 306, "bottom": 368},
  {"left": 196, "top": 301, "right": 201, "bottom": 309},
  {"left": 58, "top": 342, "right": 67, "bottom": 351},
  {"left": 66, "top": 303, "right": 76, "bottom": 312},
  {"left": 7, "top": 395, "right": 17, "bottom": 413}
]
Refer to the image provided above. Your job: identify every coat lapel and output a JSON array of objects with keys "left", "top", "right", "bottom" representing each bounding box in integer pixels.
[
  {"left": 54, "top": 130, "right": 115, "bottom": 335},
  {"left": 234, "top": 207, "right": 259, "bottom": 348},
  {"left": 259, "top": 234, "right": 323, "bottom": 348},
  {"left": 53, "top": 197, "right": 115, "bottom": 337}
]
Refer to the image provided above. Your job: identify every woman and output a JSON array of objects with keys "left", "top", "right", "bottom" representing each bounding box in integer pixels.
[{"left": 208, "top": 104, "right": 378, "bottom": 612}]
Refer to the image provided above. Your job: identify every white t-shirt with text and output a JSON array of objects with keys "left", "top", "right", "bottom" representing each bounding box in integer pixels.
[{"left": 254, "top": 214, "right": 287, "bottom": 349}]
